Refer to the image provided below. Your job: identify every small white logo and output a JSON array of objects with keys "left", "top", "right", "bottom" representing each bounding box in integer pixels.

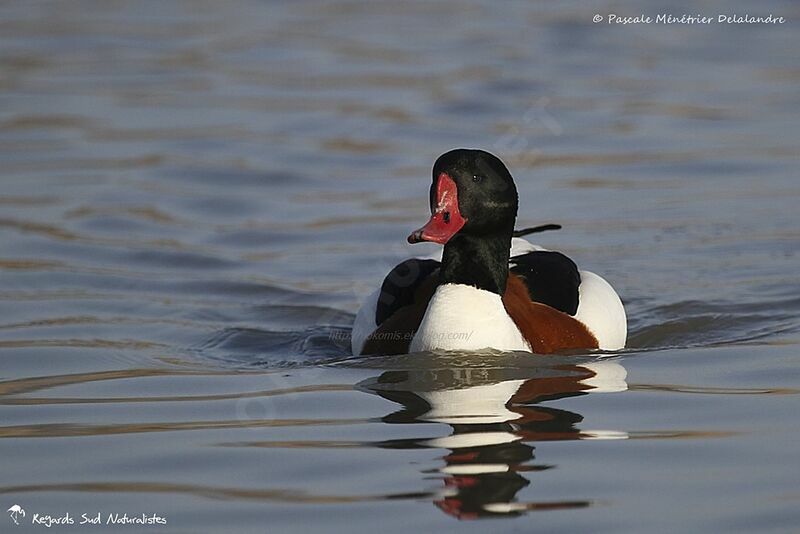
[{"left": 7, "top": 504, "right": 25, "bottom": 525}]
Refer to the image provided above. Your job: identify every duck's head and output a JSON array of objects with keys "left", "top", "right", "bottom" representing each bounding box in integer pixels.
[{"left": 408, "top": 149, "right": 519, "bottom": 245}]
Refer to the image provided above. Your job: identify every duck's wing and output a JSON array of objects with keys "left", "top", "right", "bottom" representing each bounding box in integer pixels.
[
  {"left": 375, "top": 258, "right": 440, "bottom": 325},
  {"left": 508, "top": 250, "right": 581, "bottom": 316},
  {"left": 352, "top": 258, "right": 440, "bottom": 355}
]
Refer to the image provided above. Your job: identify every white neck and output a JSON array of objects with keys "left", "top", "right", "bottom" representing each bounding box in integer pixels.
[{"left": 410, "top": 283, "right": 531, "bottom": 353}]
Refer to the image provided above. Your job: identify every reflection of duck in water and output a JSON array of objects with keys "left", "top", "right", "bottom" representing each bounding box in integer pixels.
[
  {"left": 352, "top": 149, "right": 626, "bottom": 356},
  {"left": 358, "top": 357, "right": 627, "bottom": 519}
]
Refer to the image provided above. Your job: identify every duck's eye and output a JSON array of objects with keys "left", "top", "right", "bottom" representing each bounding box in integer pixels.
[
  {"left": 443, "top": 211, "right": 451, "bottom": 223},
  {"left": 472, "top": 174, "right": 483, "bottom": 183}
]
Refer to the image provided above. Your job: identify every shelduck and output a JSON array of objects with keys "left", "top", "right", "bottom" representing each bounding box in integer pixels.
[{"left": 352, "top": 149, "right": 626, "bottom": 356}]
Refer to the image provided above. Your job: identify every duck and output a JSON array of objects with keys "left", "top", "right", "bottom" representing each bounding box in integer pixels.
[{"left": 351, "top": 148, "right": 626, "bottom": 356}]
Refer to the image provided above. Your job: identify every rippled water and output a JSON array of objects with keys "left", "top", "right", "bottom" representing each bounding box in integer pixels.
[{"left": 1, "top": 1, "right": 799, "bottom": 532}]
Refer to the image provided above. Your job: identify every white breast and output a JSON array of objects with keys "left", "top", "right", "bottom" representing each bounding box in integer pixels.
[{"left": 410, "top": 283, "right": 531, "bottom": 353}]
